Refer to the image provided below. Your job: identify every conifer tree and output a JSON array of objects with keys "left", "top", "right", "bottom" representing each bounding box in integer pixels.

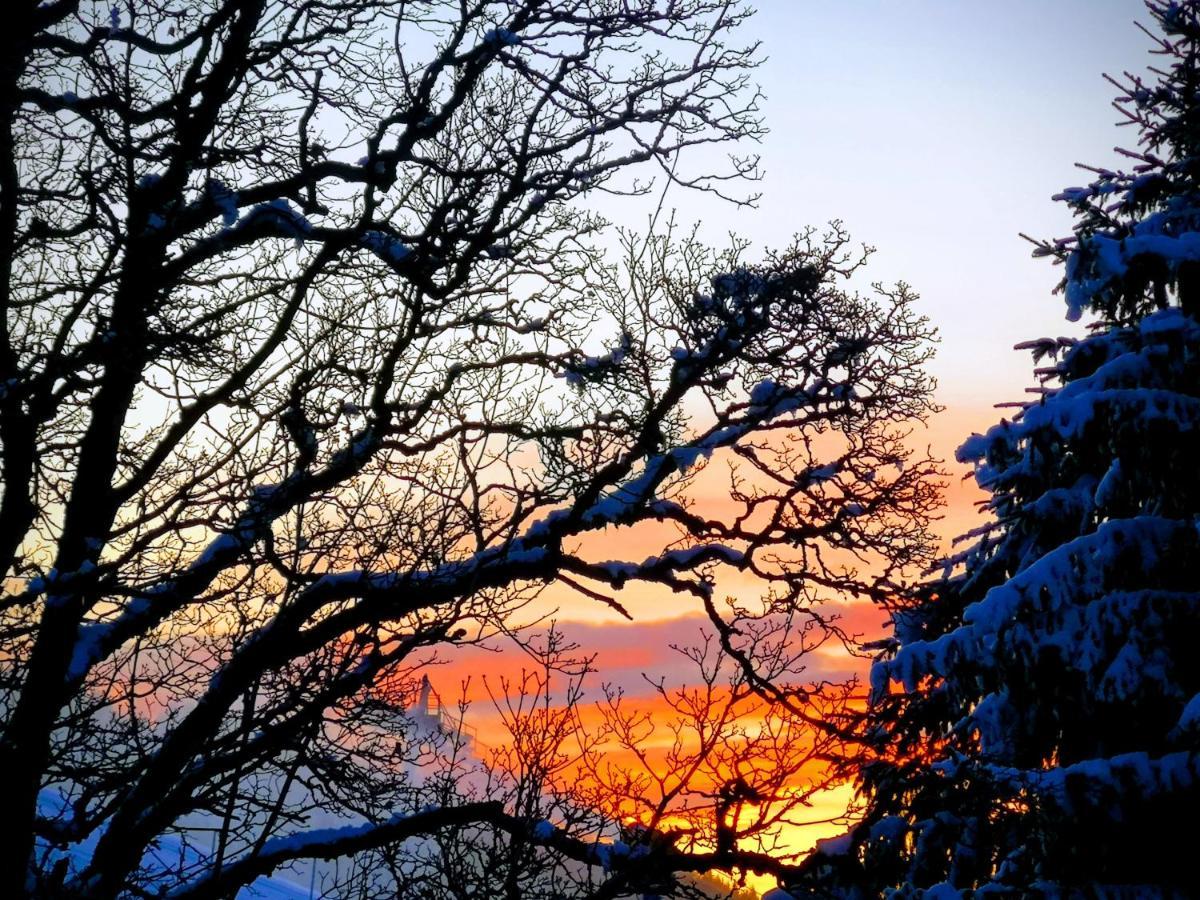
[{"left": 787, "top": 2, "right": 1200, "bottom": 894}]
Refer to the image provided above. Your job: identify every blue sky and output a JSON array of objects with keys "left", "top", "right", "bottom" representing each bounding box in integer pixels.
[{"left": 610, "top": 0, "right": 1149, "bottom": 409}]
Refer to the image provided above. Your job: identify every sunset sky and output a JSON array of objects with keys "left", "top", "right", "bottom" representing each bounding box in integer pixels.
[
  {"left": 417, "top": 2, "right": 1153, "bottom": 885},
  {"left": 431, "top": 0, "right": 1149, "bottom": 667},
  {"left": 14, "top": 2, "right": 1185, "bottom": 896}
]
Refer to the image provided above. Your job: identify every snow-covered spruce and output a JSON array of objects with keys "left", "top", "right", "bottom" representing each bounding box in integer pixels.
[{"left": 785, "top": 4, "right": 1200, "bottom": 895}]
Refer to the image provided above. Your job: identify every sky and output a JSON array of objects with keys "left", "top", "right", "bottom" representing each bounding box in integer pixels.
[
  {"left": 670, "top": 0, "right": 1148, "bottom": 407},
  {"left": 437, "top": 0, "right": 1156, "bottom": 701},
  {"left": 435, "top": 0, "right": 1154, "bottom": 883},
  {"left": 577, "top": 0, "right": 1151, "bottom": 590},
  {"left": 463, "top": 0, "right": 1152, "bottom": 626}
]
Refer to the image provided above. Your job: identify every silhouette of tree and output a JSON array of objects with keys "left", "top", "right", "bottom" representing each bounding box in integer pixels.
[{"left": 0, "top": 2, "right": 939, "bottom": 896}]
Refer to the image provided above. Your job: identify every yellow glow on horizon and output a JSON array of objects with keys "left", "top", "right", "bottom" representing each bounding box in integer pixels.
[{"left": 740, "top": 782, "right": 858, "bottom": 895}]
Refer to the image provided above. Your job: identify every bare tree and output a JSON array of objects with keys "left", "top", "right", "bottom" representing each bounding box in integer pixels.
[
  {"left": 327, "top": 626, "right": 859, "bottom": 900},
  {"left": 0, "top": 1, "right": 939, "bottom": 897}
]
